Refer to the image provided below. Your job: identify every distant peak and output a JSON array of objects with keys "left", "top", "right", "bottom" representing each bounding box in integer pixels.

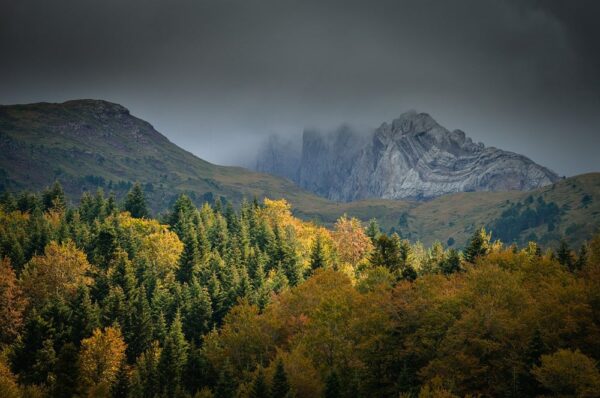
[
  {"left": 62, "top": 99, "right": 130, "bottom": 115},
  {"left": 390, "top": 111, "right": 439, "bottom": 134}
]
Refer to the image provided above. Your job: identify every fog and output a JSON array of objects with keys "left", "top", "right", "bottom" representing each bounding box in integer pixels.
[{"left": 1, "top": 0, "right": 599, "bottom": 175}]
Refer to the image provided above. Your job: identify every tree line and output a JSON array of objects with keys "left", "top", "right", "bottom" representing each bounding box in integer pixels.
[{"left": 0, "top": 181, "right": 599, "bottom": 397}]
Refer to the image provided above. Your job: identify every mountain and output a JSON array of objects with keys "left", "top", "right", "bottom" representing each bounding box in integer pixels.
[
  {"left": 255, "top": 111, "right": 559, "bottom": 201},
  {"left": 0, "top": 99, "right": 597, "bottom": 248},
  {"left": 0, "top": 99, "right": 331, "bottom": 211}
]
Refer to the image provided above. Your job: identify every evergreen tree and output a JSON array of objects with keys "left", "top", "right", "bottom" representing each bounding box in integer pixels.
[
  {"left": 124, "top": 183, "right": 149, "bottom": 218},
  {"left": 575, "top": 244, "right": 588, "bottom": 271},
  {"left": 215, "top": 359, "right": 237, "bottom": 398},
  {"left": 271, "top": 359, "right": 290, "bottom": 398},
  {"left": 366, "top": 218, "right": 381, "bottom": 243},
  {"left": 464, "top": 227, "right": 491, "bottom": 263},
  {"left": 158, "top": 312, "right": 189, "bottom": 397},
  {"left": 250, "top": 367, "right": 270, "bottom": 398},
  {"left": 112, "top": 362, "right": 131, "bottom": 398},
  {"left": 125, "top": 287, "right": 153, "bottom": 362},
  {"left": 177, "top": 224, "right": 200, "bottom": 283},
  {"left": 308, "top": 234, "right": 327, "bottom": 275},
  {"left": 370, "top": 234, "right": 401, "bottom": 273},
  {"left": 169, "top": 194, "right": 197, "bottom": 233},
  {"left": 440, "top": 248, "right": 461, "bottom": 275},
  {"left": 181, "top": 279, "right": 213, "bottom": 345},
  {"left": 42, "top": 180, "right": 66, "bottom": 211},
  {"left": 70, "top": 286, "right": 100, "bottom": 345},
  {"left": 556, "top": 240, "right": 574, "bottom": 271},
  {"left": 52, "top": 343, "right": 79, "bottom": 398},
  {"left": 324, "top": 370, "right": 341, "bottom": 398}
]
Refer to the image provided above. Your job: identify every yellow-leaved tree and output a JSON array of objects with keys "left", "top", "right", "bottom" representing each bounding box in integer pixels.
[
  {"left": 118, "top": 213, "right": 183, "bottom": 282},
  {"left": 332, "top": 215, "right": 373, "bottom": 269},
  {"left": 78, "top": 326, "right": 127, "bottom": 397},
  {"left": 21, "top": 240, "right": 92, "bottom": 308}
]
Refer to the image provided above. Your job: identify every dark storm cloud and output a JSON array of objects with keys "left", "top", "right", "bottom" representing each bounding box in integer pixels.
[{"left": 1, "top": 0, "right": 598, "bottom": 175}]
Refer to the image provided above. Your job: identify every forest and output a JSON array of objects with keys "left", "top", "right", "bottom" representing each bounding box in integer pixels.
[{"left": 1, "top": 182, "right": 599, "bottom": 398}]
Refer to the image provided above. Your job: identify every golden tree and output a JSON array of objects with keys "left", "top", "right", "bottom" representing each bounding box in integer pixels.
[
  {"left": 21, "top": 241, "right": 92, "bottom": 308},
  {"left": 0, "top": 257, "right": 27, "bottom": 345},
  {"left": 78, "top": 326, "right": 127, "bottom": 396}
]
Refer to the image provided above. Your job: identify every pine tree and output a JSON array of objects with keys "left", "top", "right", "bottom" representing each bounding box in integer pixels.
[
  {"left": 250, "top": 367, "right": 270, "bottom": 398},
  {"left": 324, "top": 370, "right": 341, "bottom": 398},
  {"left": 464, "top": 227, "right": 491, "bottom": 263},
  {"left": 556, "top": 240, "right": 574, "bottom": 271},
  {"left": 42, "top": 180, "right": 66, "bottom": 211},
  {"left": 575, "top": 244, "right": 588, "bottom": 271},
  {"left": 158, "top": 312, "right": 189, "bottom": 397},
  {"left": 52, "top": 343, "right": 80, "bottom": 398},
  {"left": 308, "top": 234, "right": 327, "bottom": 275},
  {"left": 111, "top": 362, "right": 131, "bottom": 398},
  {"left": 124, "top": 183, "right": 149, "bottom": 218},
  {"left": 169, "top": 194, "right": 197, "bottom": 232},
  {"left": 215, "top": 359, "right": 237, "bottom": 398},
  {"left": 70, "top": 285, "right": 100, "bottom": 344},
  {"left": 177, "top": 224, "right": 200, "bottom": 283},
  {"left": 366, "top": 218, "right": 381, "bottom": 243},
  {"left": 440, "top": 248, "right": 461, "bottom": 275},
  {"left": 271, "top": 359, "right": 290, "bottom": 398},
  {"left": 125, "top": 287, "right": 153, "bottom": 362},
  {"left": 181, "top": 278, "right": 213, "bottom": 345}
]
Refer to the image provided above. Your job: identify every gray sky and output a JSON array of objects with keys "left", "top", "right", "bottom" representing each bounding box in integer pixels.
[{"left": 1, "top": 0, "right": 599, "bottom": 176}]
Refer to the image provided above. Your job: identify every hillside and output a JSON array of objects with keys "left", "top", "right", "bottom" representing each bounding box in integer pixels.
[
  {"left": 311, "top": 173, "right": 600, "bottom": 248},
  {"left": 1, "top": 100, "right": 597, "bottom": 248},
  {"left": 0, "top": 99, "right": 332, "bottom": 211}
]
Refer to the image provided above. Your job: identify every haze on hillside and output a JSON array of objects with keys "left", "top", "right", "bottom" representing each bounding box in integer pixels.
[{"left": 1, "top": 0, "right": 600, "bottom": 176}]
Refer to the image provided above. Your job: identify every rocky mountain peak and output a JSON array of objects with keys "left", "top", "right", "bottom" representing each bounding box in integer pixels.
[{"left": 254, "top": 111, "right": 559, "bottom": 201}]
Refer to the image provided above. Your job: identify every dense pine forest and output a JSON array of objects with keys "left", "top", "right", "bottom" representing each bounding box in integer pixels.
[{"left": 1, "top": 182, "right": 599, "bottom": 398}]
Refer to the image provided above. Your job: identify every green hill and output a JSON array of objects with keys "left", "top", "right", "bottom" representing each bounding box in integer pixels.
[
  {"left": 1, "top": 100, "right": 598, "bottom": 248},
  {"left": 0, "top": 99, "right": 332, "bottom": 209}
]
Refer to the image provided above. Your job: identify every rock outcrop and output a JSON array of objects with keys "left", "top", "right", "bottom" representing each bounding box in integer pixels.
[{"left": 254, "top": 111, "right": 559, "bottom": 201}]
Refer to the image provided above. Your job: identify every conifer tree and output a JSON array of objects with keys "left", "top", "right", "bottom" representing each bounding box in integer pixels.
[
  {"left": 42, "top": 180, "right": 66, "bottom": 211},
  {"left": 215, "top": 359, "right": 236, "bottom": 398},
  {"left": 271, "top": 359, "right": 290, "bottom": 398},
  {"left": 575, "top": 244, "right": 588, "bottom": 270},
  {"left": 158, "top": 312, "right": 189, "bottom": 397},
  {"left": 324, "top": 370, "right": 341, "bottom": 398},
  {"left": 464, "top": 227, "right": 491, "bottom": 263},
  {"left": 309, "top": 234, "right": 327, "bottom": 275},
  {"left": 124, "top": 183, "right": 149, "bottom": 219},
  {"left": 70, "top": 285, "right": 100, "bottom": 344},
  {"left": 181, "top": 279, "right": 213, "bottom": 345},
  {"left": 556, "top": 240, "right": 574, "bottom": 271},
  {"left": 178, "top": 224, "right": 200, "bottom": 283},
  {"left": 125, "top": 287, "right": 153, "bottom": 362},
  {"left": 440, "top": 248, "right": 461, "bottom": 275},
  {"left": 52, "top": 343, "right": 79, "bottom": 398},
  {"left": 250, "top": 367, "right": 270, "bottom": 398},
  {"left": 366, "top": 218, "right": 381, "bottom": 243}
]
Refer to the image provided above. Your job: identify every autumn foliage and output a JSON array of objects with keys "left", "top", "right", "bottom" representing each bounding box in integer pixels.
[{"left": 0, "top": 183, "right": 599, "bottom": 397}]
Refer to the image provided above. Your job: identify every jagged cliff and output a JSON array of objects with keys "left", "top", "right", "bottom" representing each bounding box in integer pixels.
[{"left": 255, "top": 111, "right": 559, "bottom": 201}]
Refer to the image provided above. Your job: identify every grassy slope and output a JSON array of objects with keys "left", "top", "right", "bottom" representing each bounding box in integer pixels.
[
  {"left": 324, "top": 173, "right": 599, "bottom": 248},
  {"left": 1, "top": 100, "right": 597, "bottom": 248}
]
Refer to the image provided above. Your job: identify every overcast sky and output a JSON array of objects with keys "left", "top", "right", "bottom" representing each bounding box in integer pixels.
[{"left": 1, "top": 0, "right": 598, "bottom": 176}]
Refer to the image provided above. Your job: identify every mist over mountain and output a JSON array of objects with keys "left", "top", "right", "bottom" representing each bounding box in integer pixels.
[{"left": 254, "top": 111, "right": 559, "bottom": 201}]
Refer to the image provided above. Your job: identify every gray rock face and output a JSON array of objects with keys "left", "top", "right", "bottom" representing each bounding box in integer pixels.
[{"left": 254, "top": 111, "right": 559, "bottom": 201}]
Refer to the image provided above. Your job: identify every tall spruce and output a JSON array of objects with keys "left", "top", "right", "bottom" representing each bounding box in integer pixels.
[
  {"left": 271, "top": 359, "right": 290, "bottom": 398},
  {"left": 158, "top": 312, "right": 189, "bottom": 397},
  {"left": 124, "top": 183, "right": 149, "bottom": 218}
]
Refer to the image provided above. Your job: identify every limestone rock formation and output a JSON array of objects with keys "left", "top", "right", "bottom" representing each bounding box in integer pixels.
[{"left": 254, "top": 111, "right": 559, "bottom": 201}]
